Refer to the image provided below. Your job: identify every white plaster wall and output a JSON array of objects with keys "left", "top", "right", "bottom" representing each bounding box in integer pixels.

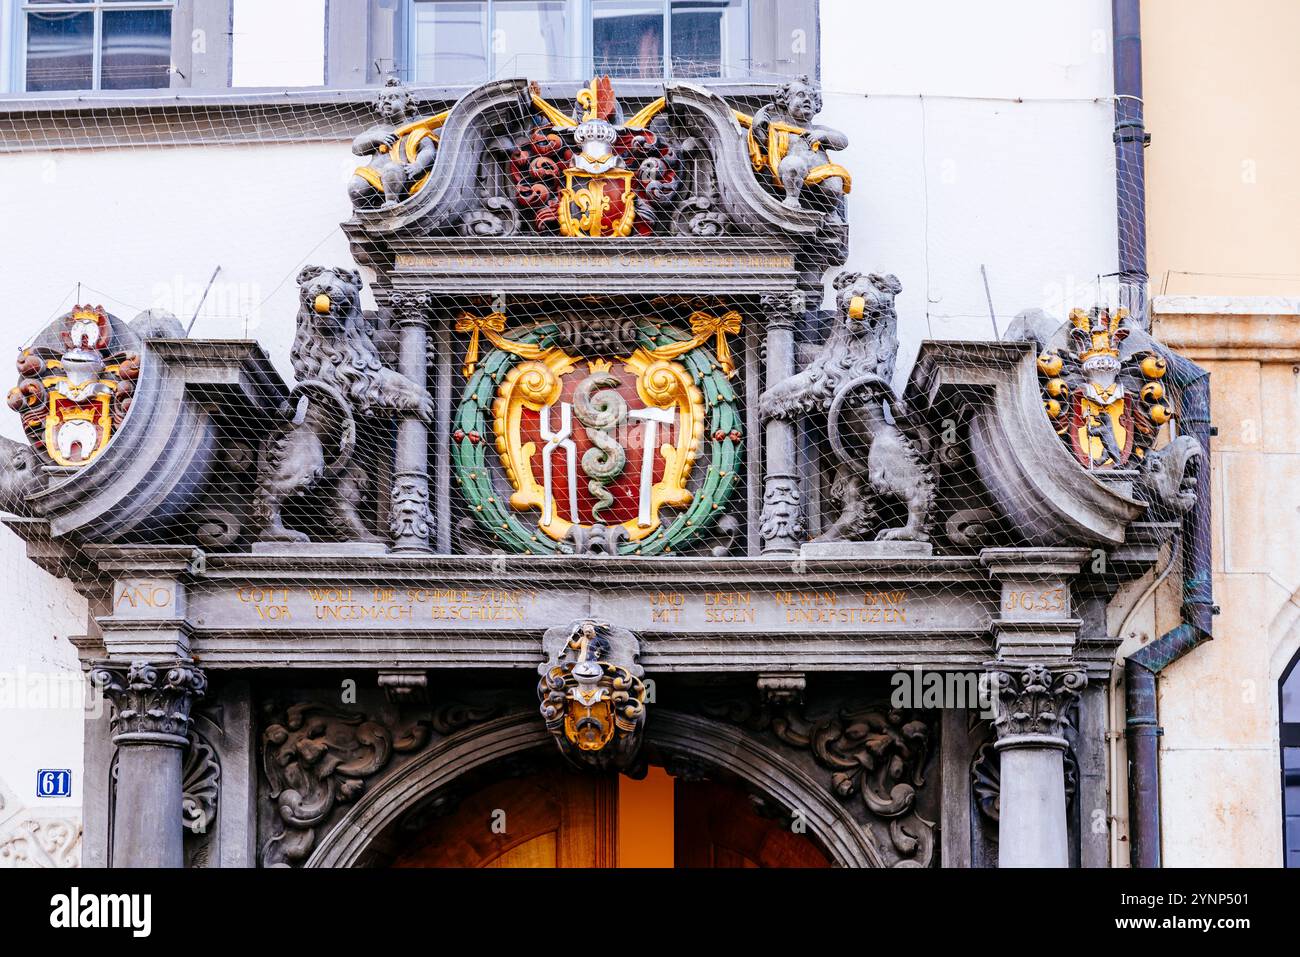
[{"left": 819, "top": 0, "right": 1119, "bottom": 384}]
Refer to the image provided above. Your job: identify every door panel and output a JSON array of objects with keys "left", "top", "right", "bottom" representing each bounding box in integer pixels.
[
  {"left": 393, "top": 766, "right": 617, "bottom": 868},
  {"left": 674, "top": 778, "right": 831, "bottom": 868}
]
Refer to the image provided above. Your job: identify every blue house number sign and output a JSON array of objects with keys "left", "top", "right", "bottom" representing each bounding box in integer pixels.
[{"left": 37, "top": 769, "right": 72, "bottom": 798}]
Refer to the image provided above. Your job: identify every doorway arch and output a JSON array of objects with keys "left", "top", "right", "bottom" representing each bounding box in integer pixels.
[{"left": 306, "top": 710, "right": 886, "bottom": 868}]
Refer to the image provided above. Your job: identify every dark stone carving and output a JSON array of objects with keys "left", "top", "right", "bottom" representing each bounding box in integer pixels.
[
  {"left": 260, "top": 699, "right": 499, "bottom": 867},
  {"left": 460, "top": 195, "right": 520, "bottom": 236},
  {"left": 388, "top": 474, "right": 432, "bottom": 542},
  {"left": 761, "top": 271, "right": 935, "bottom": 543},
  {"left": 538, "top": 619, "right": 647, "bottom": 771},
  {"left": 758, "top": 479, "right": 805, "bottom": 552},
  {"left": 945, "top": 507, "right": 1000, "bottom": 549},
  {"left": 348, "top": 78, "right": 441, "bottom": 210},
  {"left": 90, "top": 660, "right": 207, "bottom": 745},
  {"left": 564, "top": 521, "right": 628, "bottom": 556},
  {"left": 0, "top": 435, "right": 40, "bottom": 515},
  {"left": 747, "top": 77, "right": 850, "bottom": 218},
  {"left": 672, "top": 195, "right": 728, "bottom": 236},
  {"left": 262, "top": 703, "right": 430, "bottom": 866},
  {"left": 182, "top": 729, "right": 220, "bottom": 836},
  {"left": 193, "top": 507, "right": 241, "bottom": 549},
  {"left": 697, "top": 699, "right": 936, "bottom": 867},
  {"left": 985, "top": 664, "right": 1086, "bottom": 740},
  {"left": 971, "top": 739, "right": 1078, "bottom": 822},
  {"left": 253, "top": 266, "right": 433, "bottom": 543},
  {"left": 1136, "top": 433, "right": 1202, "bottom": 518}
]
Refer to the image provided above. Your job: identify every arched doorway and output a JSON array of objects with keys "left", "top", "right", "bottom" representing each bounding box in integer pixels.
[
  {"left": 385, "top": 759, "right": 830, "bottom": 868},
  {"left": 307, "top": 711, "right": 878, "bottom": 867}
]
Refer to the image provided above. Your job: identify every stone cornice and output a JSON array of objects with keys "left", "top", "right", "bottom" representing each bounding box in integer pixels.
[
  {"left": 1152, "top": 296, "right": 1300, "bottom": 361},
  {"left": 0, "top": 82, "right": 786, "bottom": 154}
]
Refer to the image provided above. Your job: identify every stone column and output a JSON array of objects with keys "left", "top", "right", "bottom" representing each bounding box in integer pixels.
[
  {"left": 90, "top": 660, "right": 206, "bottom": 868},
  {"left": 985, "top": 662, "right": 1086, "bottom": 868},
  {"left": 758, "top": 291, "right": 805, "bottom": 553},
  {"left": 979, "top": 547, "right": 1089, "bottom": 867},
  {"left": 388, "top": 291, "right": 434, "bottom": 552}
]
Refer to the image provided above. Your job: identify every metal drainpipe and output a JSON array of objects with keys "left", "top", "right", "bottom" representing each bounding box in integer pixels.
[
  {"left": 1124, "top": 353, "right": 1215, "bottom": 867},
  {"left": 1112, "top": 0, "right": 1151, "bottom": 327}
]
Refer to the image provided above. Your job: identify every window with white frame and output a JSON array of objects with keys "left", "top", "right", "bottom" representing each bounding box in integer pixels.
[
  {"left": 408, "top": 0, "right": 748, "bottom": 85},
  {"left": 20, "top": 0, "right": 173, "bottom": 92}
]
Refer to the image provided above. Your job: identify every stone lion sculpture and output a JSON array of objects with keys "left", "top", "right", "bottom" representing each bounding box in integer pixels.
[
  {"left": 253, "top": 265, "right": 433, "bottom": 543},
  {"left": 760, "top": 270, "right": 935, "bottom": 543}
]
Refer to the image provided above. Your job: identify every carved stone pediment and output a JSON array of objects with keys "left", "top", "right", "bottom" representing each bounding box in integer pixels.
[{"left": 345, "top": 76, "right": 844, "bottom": 244}]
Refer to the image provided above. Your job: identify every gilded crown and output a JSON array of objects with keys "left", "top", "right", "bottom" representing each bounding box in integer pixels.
[{"left": 1070, "top": 306, "right": 1128, "bottom": 367}]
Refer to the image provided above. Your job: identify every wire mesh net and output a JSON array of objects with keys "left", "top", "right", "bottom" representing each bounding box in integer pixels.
[{"left": 0, "top": 26, "right": 1204, "bottom": 870}]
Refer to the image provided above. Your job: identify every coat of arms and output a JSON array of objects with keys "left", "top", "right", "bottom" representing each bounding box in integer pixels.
[
  {"left": 453, "top": 312, "right": 742, "bottom": 555},
  {"left": 1038, "top": 307, "right": 1173, "bottom": 468},
  {"left": 8, "top": 305, "right": 138, "bottom": 468}
]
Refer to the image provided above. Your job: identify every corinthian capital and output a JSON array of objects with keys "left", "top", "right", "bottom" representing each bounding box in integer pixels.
[
  {"left": 90, "top": 660, "right": 207, "bottom": 747},
  {"left": 985, "top": 662, "right": 1085, "bottom": 742},
  {"left": 388, "top": 291, "right": 435, "bottom": 327}
]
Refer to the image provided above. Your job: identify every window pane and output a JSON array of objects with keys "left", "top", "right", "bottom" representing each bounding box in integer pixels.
[
  {"left": 414, "top": 1, "right": 489, "bottom": 85},
  {"left": 101, "top": 10, "right": 173, "bottom": 90},
  {"left": 593, "top": 0, "right": 663, "bottom": 79},
  {"left": 26, "top": 11, "right": 94, "bottom": 92},
  {"left": 494, "top": 1, "right": 572, "bottom": 81},
  {"left": 1287, "top": 747, "right": 1300, "bottom": 867},
  {"left": 671, "top": 0, "right": 745, "bottom": 79}
]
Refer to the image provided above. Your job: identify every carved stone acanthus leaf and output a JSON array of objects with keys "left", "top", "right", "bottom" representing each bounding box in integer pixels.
[
  {"left": 971, "top": 739, "right": 1078, "bottom": 822},
  {"left": 182, "top": 729, "right": 220, "bottom": 836},
  {"left": 261, "top": 703, "right": 432, "bottom": 866},
  {"left": 769, "top": 706, "right": 929, "bottom": 818},
  {"left": 90, "top": 660, "right": 207, "bottom": 745},
  {"left": 984, "top": 664, "right": 1086, "bottom": 740},
  {"left": 260, "top": 699, "right": 499, "bottom": 867},
  {"left": 697, "top": 699, "right": 936, "bottom": 867}
]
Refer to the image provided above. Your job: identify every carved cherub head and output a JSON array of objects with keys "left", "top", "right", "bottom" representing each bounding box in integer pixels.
[
  {"left": 374, "top": 76, "right": 415, "bottom": 124},
  {"left": 774, "top": 75, "right": 823, "bottom": 125}
]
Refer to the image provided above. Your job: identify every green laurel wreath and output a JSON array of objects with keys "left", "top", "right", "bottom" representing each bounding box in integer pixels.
[{"left": 451, "top": 321, "right": 742, "bottom": 555}]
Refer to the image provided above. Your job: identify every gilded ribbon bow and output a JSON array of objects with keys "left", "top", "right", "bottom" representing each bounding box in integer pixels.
[
  {"left": 688, "top": 310, "right": 742, "bottom": 377},
  {"left": 454, "top": 312, "right": 546, "bottom": 378}
]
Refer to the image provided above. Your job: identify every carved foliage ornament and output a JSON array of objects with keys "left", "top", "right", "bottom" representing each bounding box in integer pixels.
[
  {"left": 260, "top": 700, "right": 496, "bottom": 867},
  {"left": 8, "top": 304, "right": 139, "bottom": 468},
  {"left": 537, "top": 620, "right": 647, "bottom": 772},
  {"left": 699, "top": 700, "right": 935, "bottom": 867},
  {"left": 984, "top": 664, "right": 1086, "bottom": 741},
  {"left": 453, "top": 314, "right": 741, "bottom": 555},
  {"left": 90, "top": 660, "right": 207, "bottom": 745}
]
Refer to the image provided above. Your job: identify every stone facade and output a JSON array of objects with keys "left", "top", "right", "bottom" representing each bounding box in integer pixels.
[{"left": 0, "top": 75, "right": 1206, "bottom": 868}]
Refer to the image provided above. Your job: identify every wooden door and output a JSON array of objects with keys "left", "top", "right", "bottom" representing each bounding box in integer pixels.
[
  {"left": 393, "top": 765, "right": 617, "bottom": 868},
  {"left": 674, "top": 778, "right": 831, "bottom": 867}
]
